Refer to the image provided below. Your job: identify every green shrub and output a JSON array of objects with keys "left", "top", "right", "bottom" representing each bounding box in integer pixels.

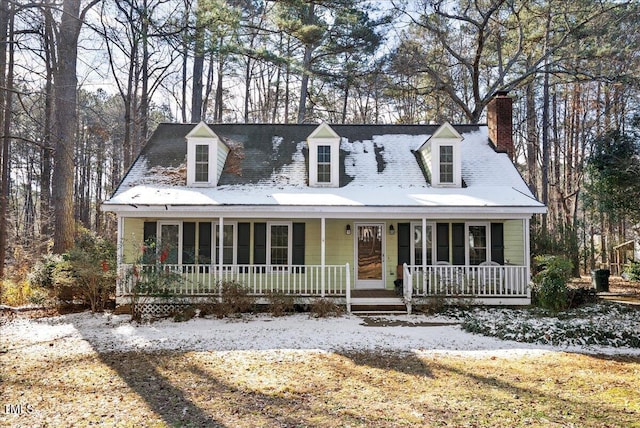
[
  {"left": 624, "top": 260, "right": 640, "bottom": 281},
  {"left": 28, "top": 229, "right": 116, "bottom": 312},
  {"left": 532, "top": 255, "right": 573, "bottom": 311}
]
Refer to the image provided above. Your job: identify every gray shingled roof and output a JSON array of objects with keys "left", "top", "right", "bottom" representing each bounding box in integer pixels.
[
  {"left": 135, "top": 123, "right": 480, "bottom": 187},
  {"left": 105, "top": 123, "right": 544, "bottom": 213}
]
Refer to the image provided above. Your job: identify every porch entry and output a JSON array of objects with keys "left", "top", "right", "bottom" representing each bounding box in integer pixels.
[{"left": 355, "top": 223, "right": 385, "bottom": 289}]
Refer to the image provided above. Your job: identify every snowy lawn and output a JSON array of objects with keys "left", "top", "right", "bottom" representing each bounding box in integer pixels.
[{"left": 1, "top": 305, "right": 639, "bottom": 427}]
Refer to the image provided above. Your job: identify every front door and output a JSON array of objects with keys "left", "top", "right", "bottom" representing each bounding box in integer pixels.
[{"left": 355, "top": 223, "right": 385, "bottom": 289}]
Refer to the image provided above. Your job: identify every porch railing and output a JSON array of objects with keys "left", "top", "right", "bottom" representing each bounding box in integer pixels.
[
  {"left": 403, "top": 263, "right": 530, "bottom": 298},
  {"left": 117, "top": 263, "right": 351, "bottom": 297}
]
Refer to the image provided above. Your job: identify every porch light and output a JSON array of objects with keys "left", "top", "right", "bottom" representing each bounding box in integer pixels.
[
  {"left": 346, "top": 224, "right": 351, "bottom": 235},
  {"left": 389, "top": 224, "right": 395, "bottom": 235}
]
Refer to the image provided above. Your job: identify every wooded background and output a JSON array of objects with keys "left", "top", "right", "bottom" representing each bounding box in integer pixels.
[{"left": 1, "top": 0, "right": 639, "bottom": 278}]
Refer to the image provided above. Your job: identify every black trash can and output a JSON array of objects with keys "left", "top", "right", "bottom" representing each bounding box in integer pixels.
[{"left": 591, "top": 269, "right": 610, "bottom": 292}]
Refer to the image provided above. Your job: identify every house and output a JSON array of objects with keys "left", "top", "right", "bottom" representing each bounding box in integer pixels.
[{"left": 102, "top": 93, "right": 546, "bottom": 313}]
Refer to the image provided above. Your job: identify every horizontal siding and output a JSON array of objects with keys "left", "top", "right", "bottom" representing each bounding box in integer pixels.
[
  {"left": 504, "top": 219, "right": 524, "bottom": 265},
  {"left": 123, "top": 218, "right": 145, "bottom": 263},
  {"left": 217, "top": 143, "right": 229, "bottom": 184}
]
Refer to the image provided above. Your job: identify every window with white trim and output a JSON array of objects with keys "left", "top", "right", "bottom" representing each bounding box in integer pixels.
[
  {"left": 194, "top": 144, "right": 210, "bottom": 182},
  {"left": 158, "top": 222, "right": 181, "bottom": 264},
  {"left": 411, "top": 223, "right": 435, "bottom": 266},
  {"left": 214, "top": 223, "right": 236, "bottom": 265},
  {"left": 439, "top": 145, "right": 454, "bottom": 184},
  {"left": 317, "top": 145, "right": 331, "bottom": 183},
  {"left": 268, "top": 223, "right": 291, "bottom": 267},
  {"left": 467, "top": 223, "right": 490, "bottom": 265}
]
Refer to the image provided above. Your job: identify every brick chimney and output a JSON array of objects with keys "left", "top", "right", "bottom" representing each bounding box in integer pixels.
[{"left": 487, "top": 91, "right": 514, "bottom": 160}]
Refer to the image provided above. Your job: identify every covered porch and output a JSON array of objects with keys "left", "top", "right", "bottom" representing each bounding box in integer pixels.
[
  {"left": 116, "top": 261, "right": 531, "bottom": 313},
  {"left": 115, "top": 211, "right": 534, "bottom": 312}
]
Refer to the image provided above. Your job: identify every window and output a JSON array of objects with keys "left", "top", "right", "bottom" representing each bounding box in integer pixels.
[
  {"left": 195, "top": 144, "right": 209, "bottom": 182},
  {"left": 439, "top": 145, "right": 453, "bottom": 183},
  {"left": 214, "top": 224, "right": 235, "bottom": 265},
  {"left": 269, "top": 224, "right": 290, "bottom": 266},
  {"left": 159, "top": 222, "right": 180, "bottom": 264},
  {"left": 468, "top": 224, "right": 488, "bottom": 265},
  {"left": 412, "top": 224, "right": 434, "bottom": 265},
  {"left": 317, "top": 145, "right": 331, "bottom": 183}
]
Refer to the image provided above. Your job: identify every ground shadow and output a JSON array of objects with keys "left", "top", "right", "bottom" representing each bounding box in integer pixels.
[{"left": 337, "top": 349, "right": 435, "bottom": 378}]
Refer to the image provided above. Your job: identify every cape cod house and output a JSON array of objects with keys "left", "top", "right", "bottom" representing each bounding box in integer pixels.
[{"left": 102, "top": 93, "right": 546, "bottom": 313}]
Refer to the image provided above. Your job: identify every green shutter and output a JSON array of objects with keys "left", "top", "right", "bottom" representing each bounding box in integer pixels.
[
  {"left": 142, "top": 222, "right": 157, "bottom": 263},
  {"left": 397, "top": 223, "right": 411, "bottom": 265},
  {"left": 491, "top": 223, "right": 505, "bottom": 264},
  {"left": 254, "top": 223, "right": 266, "bottom": 264},
  {"left": 237, "top": 223, "right": 250, "bottom": 264},
  {"left": 436, "top": 223, "right": 449, "bottom": 262},
  {"left": 452, "top": 223, "right": 465, "bottom": 265},
  {"left": 182, "top": 222, "right": 196, "bottom": 264},
  {"left": 292, "top": 223, "right": 305, "bottom": 265},
  {"left": 198, "top": 222, "right": 212, "bottom": 263},
  {"left": 143, "top": 221, "right": 157, "bottom": 243}
]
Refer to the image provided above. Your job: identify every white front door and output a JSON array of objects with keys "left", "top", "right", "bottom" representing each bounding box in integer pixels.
[{"left": 355, "top": 223, "right": 385, "bottom": 289}]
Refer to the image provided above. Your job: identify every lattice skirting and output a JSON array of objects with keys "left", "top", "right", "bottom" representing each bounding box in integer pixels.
[{"left": 134, "top": 303, "right": 189, "bottom": 318}]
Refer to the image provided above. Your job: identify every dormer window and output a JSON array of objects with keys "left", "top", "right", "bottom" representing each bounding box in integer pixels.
[
  {"left": 195, "top": 144, "right": 210, "bottom": 182},
  {"left": 317, "top": 145, "right": 331, "bottom": 183},
  {"left": 307, "top": 123, "right": 340, "bottom": 187},
  {"left": 439, "top": 145, "right": 454, "bottom": 183},
  {"left": 185, "top": 122, "right": 229, "bottom": 187},
  {"left": 417, "top": 122, "right": 463, "bottom": 188}
]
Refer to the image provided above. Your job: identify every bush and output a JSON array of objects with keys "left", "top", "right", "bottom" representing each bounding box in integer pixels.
[
  {"left": 1, "top": 278, "right": 48, "bottom": 307},
  {"left": 310, "top": 298, "right": 343, "bottom": 318},
  {"left": 532, "top": 255, "right": 573, "bottom": 311},
  {"left": 27, "top": 254, "right": 64, "bottom": 290},
  {"left": 624, "top": 260, "right": 640, "bottom": 281},
  {"left": 215, "top": 281, "right": 255, "bottom": 317},
  {"left": 266, "top": 291, "right": 295, "bottom": 316},
  {"left": 28, "top": 229, "right": 116, "bottom": 312}
]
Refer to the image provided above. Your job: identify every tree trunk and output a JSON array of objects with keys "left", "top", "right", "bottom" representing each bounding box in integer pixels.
[
  {"left": 52, "top": 0, "right": 98, "bottom": 253},
  {"left": 191, "top": 8, "right": 204, "bottom": 122},
  {"left": 0, "top": 0, "right": 11, "bottom": 277}
]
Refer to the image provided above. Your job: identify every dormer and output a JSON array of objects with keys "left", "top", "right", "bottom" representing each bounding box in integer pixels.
[
  {"left": 418, "top": 122, "right": 463, "bottom": 188},
  {"left": 307, "top": 123, "right": 340, "bottom": 187},
  {"left": 185, "top": 122, "right": 229, "bottom": 187}
]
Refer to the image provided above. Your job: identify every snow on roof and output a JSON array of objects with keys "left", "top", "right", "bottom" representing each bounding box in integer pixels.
[{"left": 104, "top": 125, "right": 544, "bottom": 213}]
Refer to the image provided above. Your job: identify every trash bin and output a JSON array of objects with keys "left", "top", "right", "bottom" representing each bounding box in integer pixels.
[{"left": 591, "top": 269, "right": 610, "bottom": 292}]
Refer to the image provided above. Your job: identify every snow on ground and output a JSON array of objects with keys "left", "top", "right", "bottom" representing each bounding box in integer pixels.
[{"left": 2, "top": 311, "right": 639, "bottom": 359}]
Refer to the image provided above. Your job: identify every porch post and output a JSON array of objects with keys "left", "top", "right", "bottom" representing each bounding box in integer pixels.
[
  {"left": 116, "top": 215, "right": 123, "bottom": 266},
  {"left": 321, "top": 217, "right": 326, "bottom": 297},
  {"left": 219, "top": 216, "right": 224, "bottom": 296},
  {"left": 422, "top": 217, "right": 427, "bottom": 294},
  {"left": 524, "top": 217, "right": 531, "bottom": 298}
]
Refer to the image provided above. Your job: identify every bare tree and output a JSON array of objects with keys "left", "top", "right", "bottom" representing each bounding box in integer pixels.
[{"left": 51, "top": 0, "right": 99, "bottom": 254}]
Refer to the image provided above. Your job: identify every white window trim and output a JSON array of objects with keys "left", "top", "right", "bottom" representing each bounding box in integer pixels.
[
  {"left": 410, "top": 222, "right": 435, "bottom": 266},
  {"left": 212, "top": 221, "right": 237, "bottom": 265},
  {"left": 157, "top": 221, "right": 183, "bottom": 265},
  {"left": 187, "top": 137, "right": 217, "bottom": 186},
  {"left": 267, "top": 221, "right": 292, "bottom": 267},
  {"left": 465, "top": 222, "right": 491, "bottom": 265},
  {"left": 432, "top": 139, "right": 462, "bottom": 187},
  {"left": 308, "top": 138, "right": 340, "bottom": 187}
]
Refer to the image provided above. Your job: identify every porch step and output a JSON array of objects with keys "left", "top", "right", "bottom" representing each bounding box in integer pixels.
[
  {"left": 351, "top": 310, "right": 408, "bottom": 315},
  {"left": 350, "top": 297, "right": 404, "bottom": 306}
]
